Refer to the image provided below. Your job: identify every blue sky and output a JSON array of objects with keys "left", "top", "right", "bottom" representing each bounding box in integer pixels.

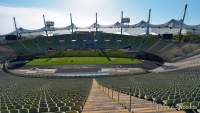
[{"left": 0, "top": 0, "right": 199, "bottom": 34}]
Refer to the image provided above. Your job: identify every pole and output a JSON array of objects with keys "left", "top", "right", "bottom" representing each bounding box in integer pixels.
[
  {"left": 179, "top": 4, "right": 188, "bottom": 39},
  {"left": 118, "top": 90, "right": 120, "bottom": 103},
  {"left": 43, "top": 14, "right": 48, "bottom": 37},
  {"left": 146, "top": 9, "right": 151, "bottom": 37},
  {"left": 121, "top": 11, "right": 123, "bottom": 37},
  {"left": 13, "top": 17, "right": 19, "bottom": 38},
  {"left": 106, "top": 87, "right": 108, "bottom": 95},
  {"left": 96, "top": 12, "right": 98, "bottom": 33},
  {"left": 129, "top": 87, "right": 132, "bottom": 112},
  {"left": 108, "top": 87, "right": 109, "bottom": 96},
  {"left": 112, "top": 87, "right": 113, "bottom": 99},
  {"left": 95, "top": 12, "right": 98, "bottom": 40},
  {"left": 70, "top": 13, "right": 73, "bottom": 34}
]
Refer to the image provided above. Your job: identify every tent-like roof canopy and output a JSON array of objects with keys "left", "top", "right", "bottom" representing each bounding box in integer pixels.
[{"left": 6, "top": 19, "right": 200, "bottom": 35}]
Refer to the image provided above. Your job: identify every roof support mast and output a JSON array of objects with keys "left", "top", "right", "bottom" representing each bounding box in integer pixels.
[
  {"left": 121, "top": 11, "right": 123, "bottom": 37},
  {"left": 95, "top": 12, "right": 98, "bottom": 40},
  {"left": 43, "top": 14, "right": 48, "bottom": 37},
  {"left": 146, "top": 9, "right": 151, "bottom": 37},
  {"left": 96, "top": 12, "right": 98, "bottom": 33},
  {"left": 13, "top": 17, "right": 19, "bottom": 39},
  {"left": 70, "top": 13, "right": 73, "bottom": 34},
  {"left": 95, "top": 12, "right": 110, "bottom": 61},
  {"left": 179, "top": 4, "right": 188, "bottom": 39}
]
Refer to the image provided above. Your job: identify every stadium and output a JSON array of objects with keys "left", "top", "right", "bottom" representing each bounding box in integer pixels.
[{"left": 1, "top": 1, "right": 200, "bottom": 113}]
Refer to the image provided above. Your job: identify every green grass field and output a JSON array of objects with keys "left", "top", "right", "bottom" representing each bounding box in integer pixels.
[
  {"left": 40, "top": 50, "right": 133, "bottom": 58},
  {"left": 27, "top": 57, "right": 142, "bottom": 65}
]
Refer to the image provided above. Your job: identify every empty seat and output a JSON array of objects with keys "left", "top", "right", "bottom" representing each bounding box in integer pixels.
[
  {"left": 1, "top": 106, "right": 8, "bottom": 110},
  {"left": 39, "top": 103, "right": 48, "bottom": 107},
  {"left": 48, "top": 103, "right": 57, "bottom": 107},
  {"left": 57, "top": 102, "right": 66, "bottom": 107},
  {"left": 24, "top": 105, "right": 32, "bottom": 109},
  {"left": 10, "top": 109, "right": 19, "bottom": 113},
  {"left": 8, "top": 105, "right": 15, "bottom": 109},
  {"left": 15, "top": 105, "right": 23, "bottom": 109},
  {"left": 49, "top": 107, "right": 59, "bottom": 112},
  {"left": 39, "top": 107, "right": 49, "bottom": 112},
  {"left": 71, "top": 105, "right": 82, "bottom": 112},
  {"left": 60, "top": 106, "right": 71, "bottom": 112},
  {"left": 29, "top": 108, "right": 38, "bottom": 113},
  {"left": 0, "top": 109, "right": 10, "bottom": 113},
  {"left": 19, "top": 109, "right": 29, "bottom": 113},
  {"left": 66, "top": 110, "right": 79, "bottom": 113}
]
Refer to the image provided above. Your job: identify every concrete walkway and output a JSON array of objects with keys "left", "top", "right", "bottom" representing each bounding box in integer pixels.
[{"left": 82, "top": 79, "right": 130, "bottom": 113}]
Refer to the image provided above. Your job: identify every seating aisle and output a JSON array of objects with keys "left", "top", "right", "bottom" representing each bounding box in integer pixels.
[{"left": 82, "top": 79, "right": 130, "bottom": 113}]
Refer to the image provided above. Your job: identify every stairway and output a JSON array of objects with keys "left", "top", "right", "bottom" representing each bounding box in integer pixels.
[{"left": 82, "top": 79, "right": 130, "bottom": 113}]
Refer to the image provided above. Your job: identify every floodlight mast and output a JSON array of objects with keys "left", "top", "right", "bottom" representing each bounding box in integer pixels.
[
  {"left": 70, "top": 13, "right": 73, "bottom": 34},
  {"left": 43, "top": 14, "right": 48, "bottom": 37},
  {"left": 121, "top": 11, "right": 123, "bottom": 36},
  {"left": 146, "top": 9, "right": 151, "bottom": 37},
  {"left": 179, "top": 4, "right": 188, "bottom": 39},
  {"left": 13, "top": 17, "right": 19, "bottom": 39}
]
